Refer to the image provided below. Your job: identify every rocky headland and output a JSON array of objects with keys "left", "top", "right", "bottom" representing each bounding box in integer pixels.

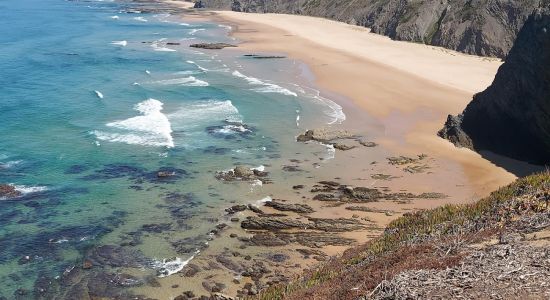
[{"left": 439, "top": 7, "right": 550, "bottom": 165}]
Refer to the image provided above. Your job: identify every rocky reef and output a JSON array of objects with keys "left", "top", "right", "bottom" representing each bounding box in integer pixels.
[
  {"left": 190, "top": 42, "right": 237, "bottom": 49},
  {"left": 196, "top": 0, "right": 546, "bottom": 58},
  {"left": 439, "top": 7, "right": 550, "bottom": 165},
  {"left": 256, "top": 171, "right": 550, "bottom": 299}
]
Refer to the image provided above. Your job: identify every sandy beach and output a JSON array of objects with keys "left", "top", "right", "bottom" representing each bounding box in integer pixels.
[{"left": 195, "top": 10, "right": 517, "bottom": 197}]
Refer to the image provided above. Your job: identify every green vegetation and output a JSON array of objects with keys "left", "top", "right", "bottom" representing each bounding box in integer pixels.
[{"left": 250, "top": 171, "right": 550, "bottom": 299}]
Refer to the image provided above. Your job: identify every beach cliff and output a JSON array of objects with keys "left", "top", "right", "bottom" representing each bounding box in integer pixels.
[
  {"left": 196, "top": 0, "right": 544, "bottom": 59},
  {"left": 439, "top": 7, "right": 550, "bottom": 165}
]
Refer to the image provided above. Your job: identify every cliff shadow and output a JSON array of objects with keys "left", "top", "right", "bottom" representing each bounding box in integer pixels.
[{"left": 479, "top": 150, "right": 547, "bottom": 177}]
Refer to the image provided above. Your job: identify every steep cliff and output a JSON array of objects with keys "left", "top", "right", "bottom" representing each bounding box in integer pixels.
[
  {"left": 196, "top": 0, "right": 545, "bottom": 58},
  {"left": 439, "top": 7, "right": 550, "bottom": 165}
]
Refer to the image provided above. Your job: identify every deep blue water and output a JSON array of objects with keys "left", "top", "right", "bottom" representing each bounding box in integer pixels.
[{"left": 0, "top": 0, "right": 345, "bottom": 298}]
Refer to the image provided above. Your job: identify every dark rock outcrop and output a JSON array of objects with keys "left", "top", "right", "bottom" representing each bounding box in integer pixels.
[
  {"left": 197, "top": 0, "right": 546, "bottom": 58},
  {"left": 0, "top": 184, "right": 21, "bottom": 198},
  {"left": 264, "top": 201, "right": 314, "bottom": 214},
  {"left": 439, "top": 8, "right": 550, "bottom": 165},
  {"left": 190, "top": 43, "right": 237, "bottom": 49}
]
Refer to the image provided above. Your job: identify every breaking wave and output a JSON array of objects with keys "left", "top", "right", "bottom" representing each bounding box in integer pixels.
[
  {"left": 232, "top": 70, "right": 297, "bottom": 97},
  {"left": 93, "top": 98, "right": 174, "bottom": 148}
]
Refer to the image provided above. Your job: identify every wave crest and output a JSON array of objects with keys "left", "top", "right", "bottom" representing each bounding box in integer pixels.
[
  {"left": 94, "top": 99, "right": 174, "bottom": 148},
  {"left": 232, "top": 70, "right": 297, "bottom": 97}
]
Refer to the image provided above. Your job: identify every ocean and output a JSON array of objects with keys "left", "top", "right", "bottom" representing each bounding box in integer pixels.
[{"left": 0, "top": 0, "right": 346, "bottom": 297}]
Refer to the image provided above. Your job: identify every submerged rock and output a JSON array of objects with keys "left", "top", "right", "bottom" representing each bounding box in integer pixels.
[
  {"left": 243, "top": 54, "right": 286, "bottom": 59},
  {"left": 190, "top": 43, "right": 237, "bottom": 49},
  {"left": 332, "top": 143, "right": 356, "bottom": 151},
  {"left": 86, "top": 245, "right": 149, "bottom": 268},
  {"left": 215, "top": 165, "right": 270, "bottom": 183},
  {"left": 225, "top": 204, "right": 248, "bottom": 214}
]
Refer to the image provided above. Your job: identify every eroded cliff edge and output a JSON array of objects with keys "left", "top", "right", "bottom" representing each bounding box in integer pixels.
[
  {"left": 196, "top": 0, "right": 546, "bottom": 58},
  {"left": 439, "top": 7, "right": 550, "bottom": 165}
]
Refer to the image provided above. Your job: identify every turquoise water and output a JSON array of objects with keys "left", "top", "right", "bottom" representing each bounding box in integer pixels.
[{"left": 0, "top": 0, "right": 345, "bottom": 298}]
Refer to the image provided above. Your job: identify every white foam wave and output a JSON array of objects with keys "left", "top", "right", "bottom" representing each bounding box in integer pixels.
[
  {"left": 253, "top": 85, "right": 297, "bottom": 97},
  {"left": 94, "top": 98, "right": 174, "bottom": 147},
  {"left": 188, "top": 28, "right": 205, "bottom": 35},
  {"left": 133, "top": 16, "right": 148, "bottom": 22},
  {"left": 94, "top": 90, "right": 104, "bottom": 99},
  {"left": 313, "top": 95, "right": 345, "bottom": 125},
  {"left": 174, "top": 70, "right": 202, "bottom": 75},
  {"left": 322, "top": 143, "right": 336, "bottom": 160},
  {"left": 110, "top": 15, "right": 119, "bottom": 19},
  {"left": 232, "top": 71, "right": 297, "bottom": 97},
  {"left": 151, "top": 76, "right": 209, "bottom": 87},
  {"left": 110, "top": 40, "right": 127, "bottom": 47},
  {"left": 251, "top": 165, "right": 265, "bottom": 172},
  {"left": 145, "top": 70, "right": 151, "bottom": 75},
  {"left": 0, "top": 160, "right": 22, "bottom": 169},
  {"left": 218, "top": 24, "right": 232, "bottom": 30},
  {"left": 153, "top": 252, "right": 197, "bottom": 278},
  {"left": 254, "top": 196, "right": 272, "bottom": 207},
  {"left": 13, "top": 184, "right": 48, "bottom": 194},
  {"left": 294, "top": 85, "right": 346, "bottom": 124},
  {"left": 168, "top": 100, "right": 242, "bottom": 129},
  {"left": 151, "top": 40, "right": 176, "bottom": 52},
  {"left": 186, "top": 60, "right": 208, "bottom": 71},
  {"left": 213, "top": 123, "right": 249, "bottom": 135}
]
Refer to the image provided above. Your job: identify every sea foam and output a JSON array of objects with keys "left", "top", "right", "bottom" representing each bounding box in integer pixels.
[
  {"left": 152, "top": 252, "right": 198, "bottom": 278},
  {"left": 110, "top": 40, "right": 127, "bottom": 47},
  {"left": 94, "top": 90, "right": 104, "bottom": 99},
  {"left": 93, "top": 98, "right": 174, "bottom": 148},
  {"left": 13, "top": 184, "right": 49, "bottom": 194},
  {"left": 151, "top": 76, "right": 209, "bottom": 87},
  {"left": 232, "top": 71, "right": 297, "bottom": 97},
  {"left": 168, "top": 100, "right": 243, "bottom": 135},
  {"left": 133, "top": 16, "right": 147, "bottom": 22}
]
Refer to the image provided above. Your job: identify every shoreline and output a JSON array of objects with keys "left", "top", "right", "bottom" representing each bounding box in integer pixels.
[
  {"left": 137, "top": 1, "right": 520, "bottom": 298},
  {"left": 187, "top": 9, "right": 516, "bottom": 198}
]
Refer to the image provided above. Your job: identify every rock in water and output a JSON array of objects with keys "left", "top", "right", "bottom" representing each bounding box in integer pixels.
[
  {"left": 189, "top": 43, "right": 237, "bottom": 49},
  {"left": 439, "top": 8, "right": 550, "bottom": 165},
  {"left": 0, "top": 184, "right": 21, "bottom": 198},
  {"left": 233, "top": 165, "right": 254, "bottom": 178},
  {"left": 296, "top": 128, "right": 353, "bottom": 143}
]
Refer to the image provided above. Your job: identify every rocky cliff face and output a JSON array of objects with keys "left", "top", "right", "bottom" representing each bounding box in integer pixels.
[
  {"left": 197, "top": 0, "right": 545, "bottom": 58},
  {"left": 439, "top": 7, "right": 550, "bottom": 165}
]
